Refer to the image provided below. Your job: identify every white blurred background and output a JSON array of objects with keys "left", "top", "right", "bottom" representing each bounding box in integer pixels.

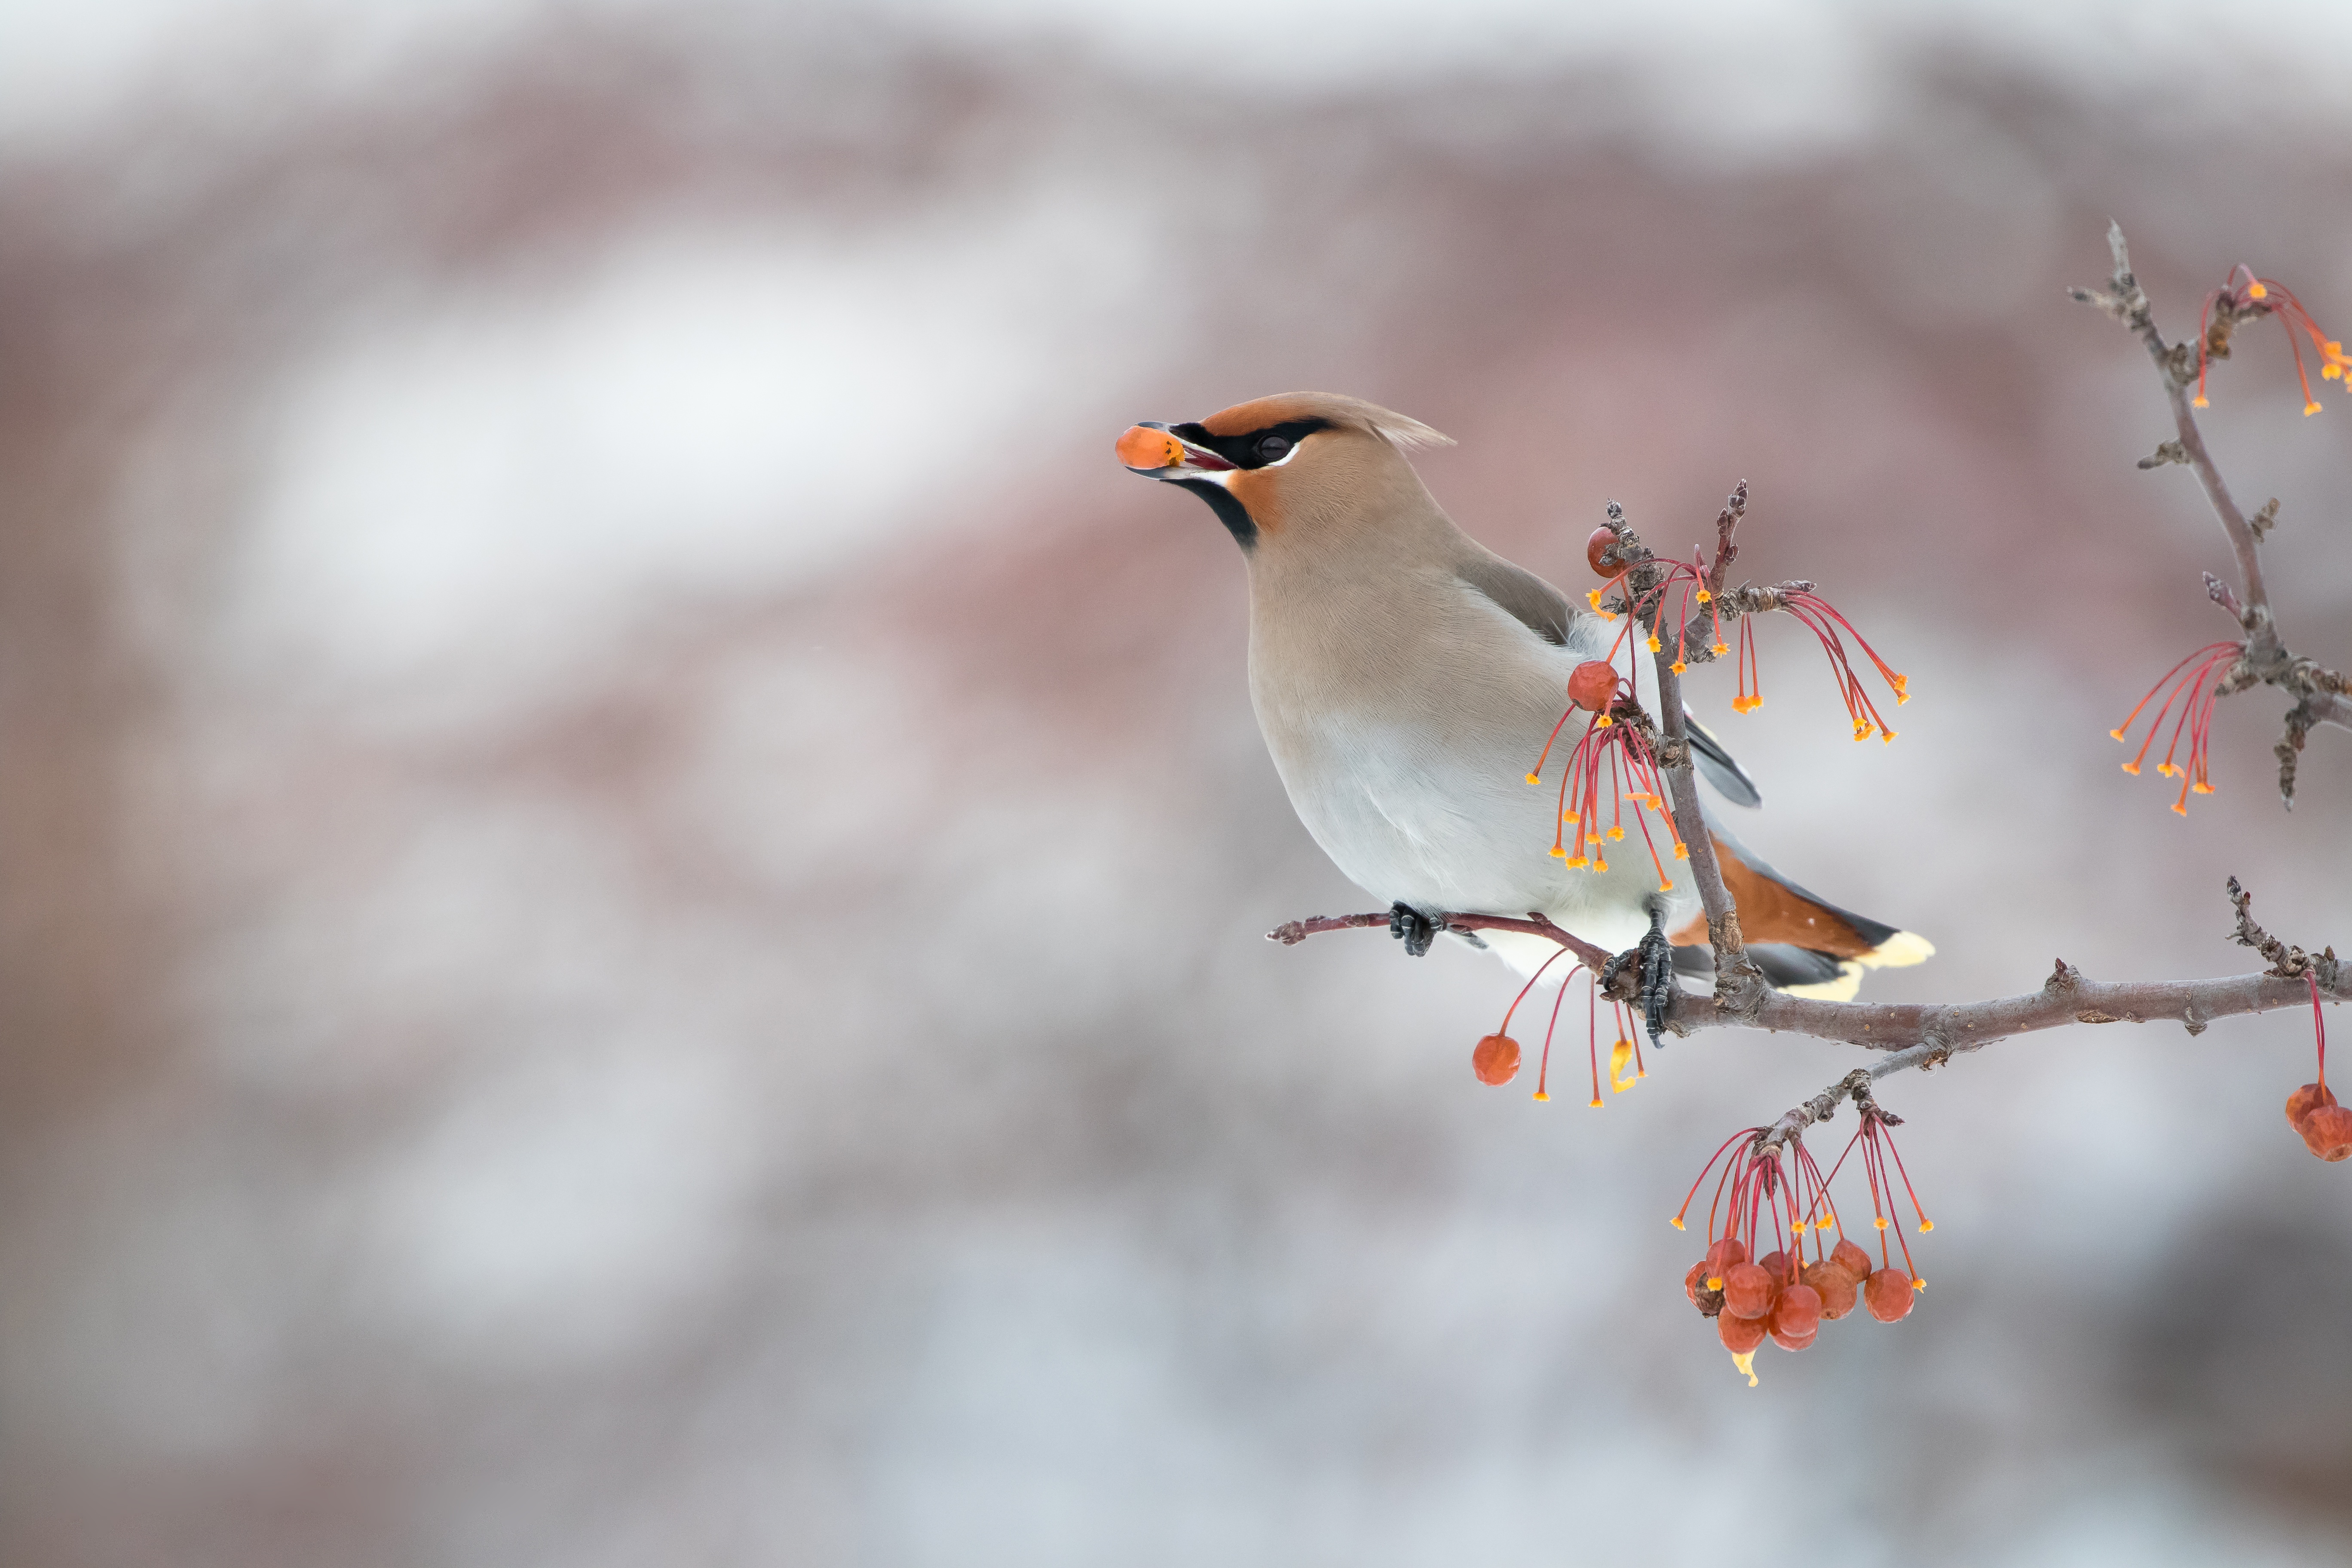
[{"left": 3, "top": 3, "right": 2352, "bottom": 1564}]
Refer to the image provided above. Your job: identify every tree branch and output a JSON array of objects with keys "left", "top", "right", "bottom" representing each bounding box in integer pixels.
[
  {"left": 2071, "top": 222, "right": 2352, "bottom": 771},
  {"left": 1271, "top": 894, "right": 2344, "bottom": 1097},
  {"left": 1651, "top": 640, "right": 1764, "bottom": 1012}
]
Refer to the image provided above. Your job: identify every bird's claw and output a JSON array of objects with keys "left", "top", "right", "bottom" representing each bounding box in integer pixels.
[
  {"left": 1389, "top": 903, "right": 1438, "bottom": 958},
  {"left": 1639, "top": 916, "right": 1675, "bottom": 1046},
  {"left": 1605, "top": 918, "right": 1688, "bottom": 1044}
]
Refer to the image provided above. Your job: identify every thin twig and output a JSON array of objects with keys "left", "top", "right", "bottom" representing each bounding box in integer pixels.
[
  {"left": 1755, "top": 1051, "right": 1943, "bottom": 1153},
  {"left": 2227, "top": 875, "right": 2341, "bottom": 983},
  {"left": 2095, "top": 223, "right": 2275, "bottom": 651},
  {"left": 2072, "top": 223, "right": 2352, "bottom": 755},
  {"left": 1268, "top": 910, "right": 1614, "bottom": 971},
  {"left": 1704, "top": 481, "right": 1746, "bottom": 598}
]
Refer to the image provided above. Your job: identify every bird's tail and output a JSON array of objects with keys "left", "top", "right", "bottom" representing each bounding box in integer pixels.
[{"left": 1668, "top": 826, "right": 1932, "bottom": 1002}]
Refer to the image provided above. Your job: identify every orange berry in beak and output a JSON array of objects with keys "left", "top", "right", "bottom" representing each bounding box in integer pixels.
[{"left": 1116, "top": 425, "right": 1184, "bottom": 470}]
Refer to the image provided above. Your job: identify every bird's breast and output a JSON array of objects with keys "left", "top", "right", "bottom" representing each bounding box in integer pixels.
[{"left": 1243, "top": 573, "right": 1646, "bottom": 928}]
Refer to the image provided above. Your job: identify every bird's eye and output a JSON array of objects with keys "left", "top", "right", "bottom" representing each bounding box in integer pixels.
[{"left": 1256, "top": 434, "right": 1292, "bottom": 462}]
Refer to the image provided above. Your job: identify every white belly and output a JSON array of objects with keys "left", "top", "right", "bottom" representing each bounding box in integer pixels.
[{"left": 1248, "top": 582, "right": 1698, "bottom": 979}]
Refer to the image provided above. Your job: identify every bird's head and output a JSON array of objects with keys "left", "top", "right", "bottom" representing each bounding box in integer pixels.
[{"left": 1115, "top": 392, "right": 1452, "bottom": 552}]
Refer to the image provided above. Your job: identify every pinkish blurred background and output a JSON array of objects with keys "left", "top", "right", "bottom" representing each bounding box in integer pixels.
[{"left": 4, "top": 3, "right": 2352, "bottom": 1564}]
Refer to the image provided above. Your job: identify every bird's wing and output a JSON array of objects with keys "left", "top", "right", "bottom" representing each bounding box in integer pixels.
[
  {"left": 1671, "top": 941, "right": 1874, "bottom": 1002},
  {"left": 1671, "top": 818, "right": 1932, "bottom": 969},
  {"left": 1455, "top": 552, "right": 1570, "bottom": 647},
  {"left": 1684, "top": 819, "right": 1896, "bottom": 956},
  {"left": 1664, "top": 816, "right": 1932, "bottom": 1000},
  {"left": 1684, "top": 712, "right": 1762, "bottom": 808},
  {"left": 1673, "top": 942, "right": 1844, "bottom": 987},
  {"left": 1456, "top": 551, "right": 1763, "bottom": 808}
]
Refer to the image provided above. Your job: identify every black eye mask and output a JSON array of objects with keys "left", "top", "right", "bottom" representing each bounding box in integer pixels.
[{"left": 1168, "top": 417, "right": 1329, "bottom": 470}]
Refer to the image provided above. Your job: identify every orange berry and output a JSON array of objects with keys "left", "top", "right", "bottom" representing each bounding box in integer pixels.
[
  {"left": 1830, "top": 1238, "right": 1874, "bottom": 1281},
  {"left": 1801, "top": 1259, "right": 1859, "bottom": 1321},
  {"left": 1705, "top": 1237, "right": 1748, "bottom": 1275},
  {"left": 1864, "top": 1268, "right": 1915, "bottom": 1323},
  {"left": 1566, "top": 661, "right": 1618, "bottom": 713},
  {"left": 1586, "top": 527, "right": 1620, "bottom": 578},
  {"left": 2286, "top": 1081, "right": 2337, "bottom": 1132},
  {"left": 1722, "top": 1262, "right": 1775, "bottom": 1320},
  {"left": 1769, "top": 1283, "right": 1822, "bottom": 1340},
  {"left": 1684, "top": 1260, "right": 1709, "bottom": 1305},
  {"left": 1757, "top": 1249, "right": 1794, "bottom": 1284},
  {"left": 1471, "top": 1033, "right": 1520, "bottom": 1086},
  {"left": 2300, "top": 1102, "right": 2352, "bottom": 1162},
  {"left": 1768, "top": 1324, "right": 1818, "bottom": 1353},
  {"left": 1718, "top": 1308, "right": 1767, "bottom": 1354}
]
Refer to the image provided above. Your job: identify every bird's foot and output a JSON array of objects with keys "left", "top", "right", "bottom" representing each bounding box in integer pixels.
[
  {"left": 1608, "top": 910, "right": 1680, "bottom": 1045},
  {"left": 1639, "top": 913, "right": 1676, "bottom": 1047},
  {"left": 1389, "top": 903, "right": 1438, "bottom": 958}
]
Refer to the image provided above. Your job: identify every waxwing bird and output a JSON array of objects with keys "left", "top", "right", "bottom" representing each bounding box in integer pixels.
[{"left": 1115, "top": 392, "right": 1931, "bottom": 1016}]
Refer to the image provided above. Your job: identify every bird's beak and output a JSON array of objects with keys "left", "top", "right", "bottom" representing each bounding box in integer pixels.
[{"left": 1117, "top": 422, "right": 1237, "bottom": 479}]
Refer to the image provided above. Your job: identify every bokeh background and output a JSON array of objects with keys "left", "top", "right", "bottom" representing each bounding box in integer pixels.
[{"left": 5, "top": 2, "right": 2352, "bottom": 1564}]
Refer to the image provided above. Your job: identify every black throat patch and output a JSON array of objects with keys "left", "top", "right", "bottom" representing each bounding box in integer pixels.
[
  {"left": 1176, "top": 478, "right": 1256, "bottom": 548},
  {"left": 1165, "top": 416, "right": 1329, "bottom": 551}
]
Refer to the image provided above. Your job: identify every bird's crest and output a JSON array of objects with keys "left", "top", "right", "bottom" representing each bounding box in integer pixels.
[{"left": 1199, "top": 392, "right": 1452, "bottom": 452}]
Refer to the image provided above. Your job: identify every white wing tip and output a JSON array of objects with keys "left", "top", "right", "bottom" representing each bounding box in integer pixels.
[
  {"left": 1856, "top": 931, "right": 1936, "bottom": 970},
  {"left": 1781, "top": 961, "right": 1865, "bottom": 1003}
]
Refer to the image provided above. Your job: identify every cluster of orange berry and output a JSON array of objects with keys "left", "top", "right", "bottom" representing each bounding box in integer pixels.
[
  {"left": 1683, "top": 1233, "right": 1912, "bottom": 1360},
  {"left": 1673, "top": 1103, "right": 1930, "bottom": 1384},
  {"left": 2288, "top": 972, "right": 2352, "bottom": 1161}
]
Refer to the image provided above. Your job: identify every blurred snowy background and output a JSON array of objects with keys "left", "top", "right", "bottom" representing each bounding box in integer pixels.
[{"left": 3, "top": 2, "right": 2352, "bottom": 1564}]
